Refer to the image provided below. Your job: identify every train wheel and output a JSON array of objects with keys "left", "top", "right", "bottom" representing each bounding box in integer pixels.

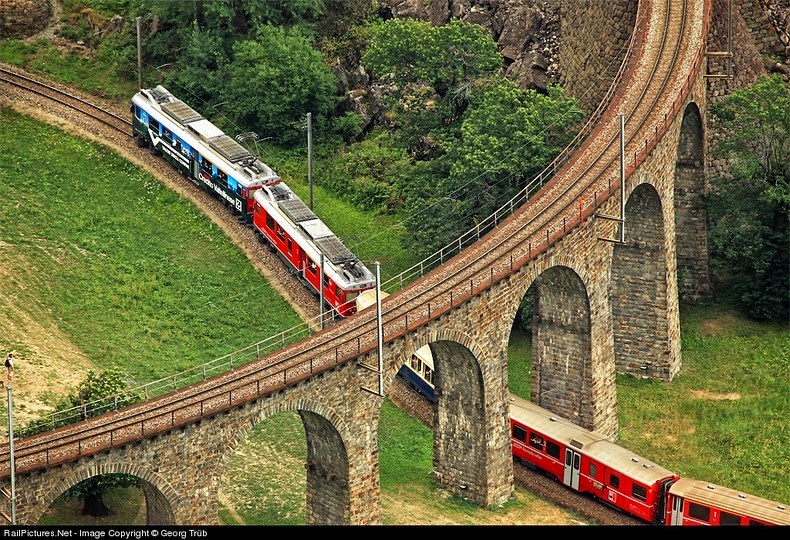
[{"left": 135, "top": 135, "right": 147, "bottom": 148}]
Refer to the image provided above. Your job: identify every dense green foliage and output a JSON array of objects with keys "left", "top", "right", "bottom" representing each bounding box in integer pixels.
[
  {"left": 360, "top": 18, "right": 584, "bottom": 256},
  {"left": 708, "top": 74, "right": 789, "bottom": 322}
]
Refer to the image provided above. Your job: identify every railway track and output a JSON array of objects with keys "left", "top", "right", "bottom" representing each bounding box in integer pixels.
[
  {"left": 391, "top": 379, "right": 644, "bottom": 525},
  {"left": 0, "top": 67, "right": 132, "bottom": 136},
  {"left": 2, "top": 61, "right": 649, "bottom": 528}
]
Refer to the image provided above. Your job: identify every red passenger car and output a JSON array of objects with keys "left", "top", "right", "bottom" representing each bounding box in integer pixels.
[
  {"left": 666, "top": 477, "right": 789, "bottom": 526},
  {"left": 509, "top": 394, "right": 678, "bottom": 524},
  {"left": 252, "top": 182, "right": 376, "bottom": 317}
]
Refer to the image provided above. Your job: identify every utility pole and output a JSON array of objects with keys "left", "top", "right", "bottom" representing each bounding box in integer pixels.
[
  {"left": 5, "top": 383, "right": 16, "bottom": 525},
  {"left": 319, "top": 253, "right": 325, "bottom": 329},
  {"left": 136, "top": 16, "right": 142, "bottom": 90},
  {"left": 375, "top": 262, "right": 383, "bottom": 395},
  {"left": 307, "top": 112, "right": 313, "bottom": 210}
]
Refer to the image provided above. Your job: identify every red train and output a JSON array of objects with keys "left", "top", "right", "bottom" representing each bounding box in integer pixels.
[
  {"left": 509, "top": 393, "right": 788, "bottom": 526},
  {"left": 131, "top": 85, "right": 376, "bottom": 317},
  {"left": 402, "top": 347, "right": 789, "bottom": 526}
]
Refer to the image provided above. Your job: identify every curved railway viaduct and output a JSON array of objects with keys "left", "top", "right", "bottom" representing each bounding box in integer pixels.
[{"left": 0, "top": 0, "right": 765, "bottom": 525}]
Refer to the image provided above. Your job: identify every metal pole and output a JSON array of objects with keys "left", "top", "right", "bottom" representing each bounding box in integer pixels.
[
  {"left": 375, "top": 262, "right": 384, "bottom": 395},
  {"left": 136, "top": 17, "right": 142, "bottom": 91},
  {"left": 619, "top": 113, "right": 626, "bottom": 243},
  {"left": 6, "top": 384, "right": 16, "bottom": 525},
  {"left": 307, "top": 113, "right": 313, "bottom": 210},
  {"left": 319, "top": 253, "right": 325, "bottom": 330},
  {"left": 727, "top": 0, "right": 732, "bottom": 77}
]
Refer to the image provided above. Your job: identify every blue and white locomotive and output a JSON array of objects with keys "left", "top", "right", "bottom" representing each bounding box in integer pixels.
[{"left": 131, "top": 85, "right": 278, "bottom": 222}]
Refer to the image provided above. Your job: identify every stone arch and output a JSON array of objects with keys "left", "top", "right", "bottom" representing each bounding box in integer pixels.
[
  {"left": 527, "top": 265, "right": 594, "bottom": 429},
  {"left": 219, "top": 397, "right": 353, "bottom": 525},
  {"left": 428, "top": 337, "right": 489, "bottom": 504},
  {"left": 674, "top": 101, "right": 710, "bottom": 300},
  {"left": 29, "top": 464, "right": 177, "bottom": 525},
  {"left": 611, "top": 182, "right": 670, "bottom": 378},
  {"left": 387, "top": 326, "right": 511, "bottom": 507}
]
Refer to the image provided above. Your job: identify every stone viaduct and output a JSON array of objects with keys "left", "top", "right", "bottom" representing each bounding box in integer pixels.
[{"left": 0, "top": 0, "right": 782, "bottom": 527}]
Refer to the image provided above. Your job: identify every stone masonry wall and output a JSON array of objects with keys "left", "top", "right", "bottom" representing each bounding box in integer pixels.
[
  {"left": 0, "top": 0, "right": 51, "bottom": 38},
  {"left": 559, "top": 1, "right": 638, "bottom": 116}
]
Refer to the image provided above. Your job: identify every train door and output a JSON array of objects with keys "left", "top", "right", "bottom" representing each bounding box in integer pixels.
[
  {"left": 563, "top": 449, "right": 581, "bottom": 490},
  {"left": 190, "top": 156, "right": 200, "bottom": 185},
  {"left": 669, "top": 495, "right": 685, "bottom": 525}
]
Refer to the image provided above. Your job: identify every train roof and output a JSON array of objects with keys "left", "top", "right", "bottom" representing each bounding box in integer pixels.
[
  {"left": 414, "top": 344, "right": 433, "bottom": 368},
  {"left": 133, "top": 86, "right": 279, "bottom": 187},
  {"left": 253, "top": 184, "right": 375, "bottom": 290},
  {"left": 669, "top": 477, "right": 789, "bottom": 525},
  {"left": 509, "top": 394, "right": 677, "bottom": 486}
]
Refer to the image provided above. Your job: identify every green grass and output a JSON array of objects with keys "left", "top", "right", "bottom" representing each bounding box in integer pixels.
[
  {"left": 0, "top": 39, "right": 137, "bottom": 103},
  {"left": 37, "top": 485, "right": 146, "bottom": 525},
  {"left": 0, "top": 107, "right": 302, "bottom": 382},
  {"left": 615, "top": 303, "right": 789, "bottom": 503}
]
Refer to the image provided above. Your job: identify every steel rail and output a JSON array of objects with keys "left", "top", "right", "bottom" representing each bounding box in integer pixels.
[{"left": 0, "top": 67, "right": 132, "bottom": 136}]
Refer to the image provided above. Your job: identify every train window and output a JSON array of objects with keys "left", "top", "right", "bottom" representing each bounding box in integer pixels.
[
  {"left": 276, "top": 225, "right": 285, "bottom": 242},
  {"left": 529, "top": 433, "right": 543, "bottom": 451},
  {"left": 719, "top": 511, "right": 741, "bottom": 525},
  {"left": 216, "top": 171, "right": 228, "bottom": 187},
  {"left": 149, "top": 119, "right": 161, "bottom": 134},
  {"left": 410, "top": 355, "right": 420, "bottom": 370},
  {"left": 423, "top": 366, "right": 433, "bottom": 385},
  {"left": 162, "top": 128, "right": 173, "bottom": 144},
  {"left": 632, "top": 484, "right": 647, "bottom": 502},
  {"left": 546, "top": 441, "right": 560, "bottom": 459},
  {"left": 687, "top": 502, "right": 711, "bottom": 522},
  {"left": 287, "top": 238, "right": 293, "bottom": 253},
  {"left": 307, "top": 259, "right": 317, "bottom": 275},
  {"left": 609, "top": 474, "right": 620, "bottom": 490},
  {"left": 589, "top": 463, "right": 598, "bottom": 479},
  {"left": 512, "top": 424, "right": 527, "bottom": 443},
  {"left": 266, "top": 214, "right": 275, "bottom": 231}
]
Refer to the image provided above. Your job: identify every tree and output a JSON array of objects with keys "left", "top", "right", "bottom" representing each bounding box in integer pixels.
[
  {"left": 708, "top": 74, "right": 789, "bottom": 322},
  {"left": 216, "top": 25, "right": 340, "bottom": 145},
  {"left": 403, "top": 79, "right": 583, "bottom": 256},
  {"left": 362, "top": 18, "right": 502, "bottom": 96},
  {"left": 362, "top": 18, "right": 503, "bottom": 157}
]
